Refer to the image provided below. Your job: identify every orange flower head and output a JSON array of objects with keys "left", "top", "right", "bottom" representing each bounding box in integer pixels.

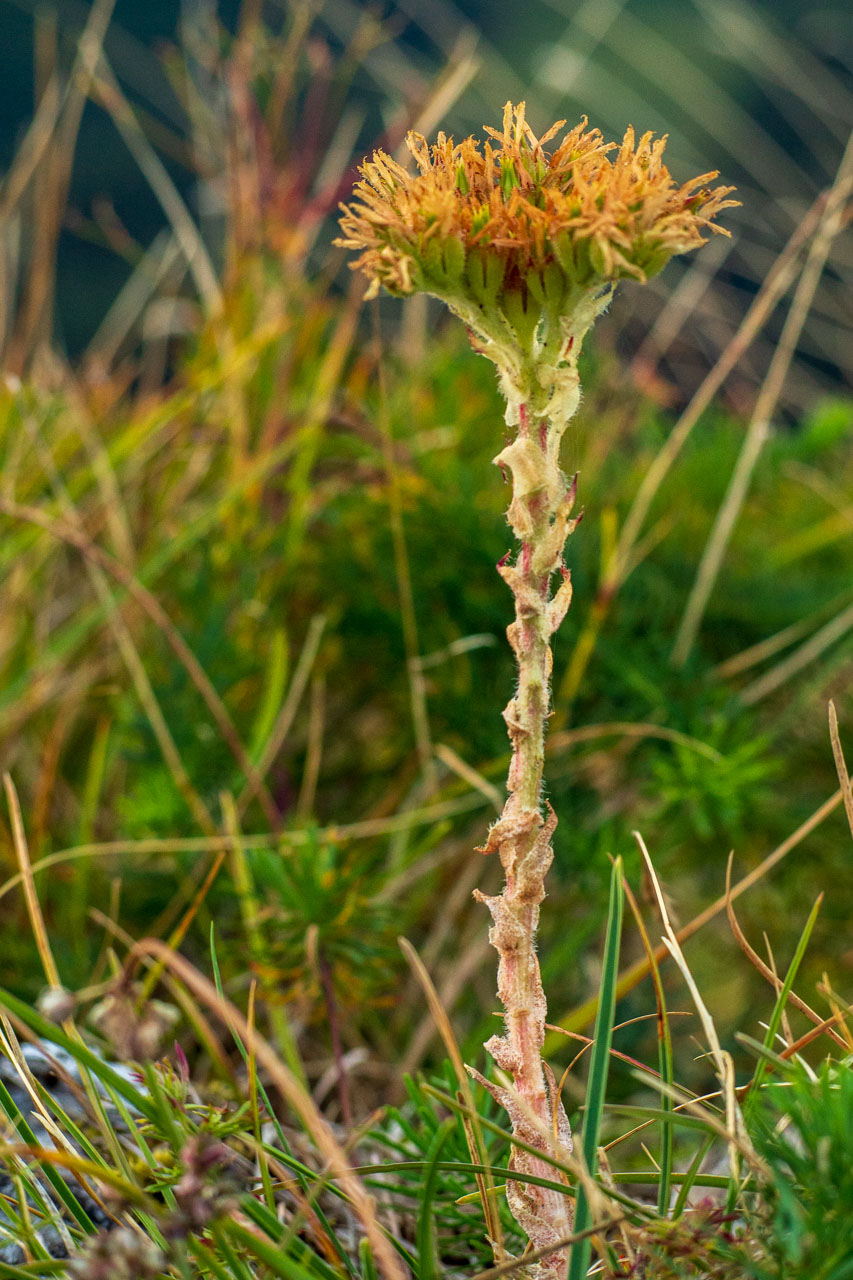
[{"left": 336, "top": 102, "right": 737, "bottom": 334}]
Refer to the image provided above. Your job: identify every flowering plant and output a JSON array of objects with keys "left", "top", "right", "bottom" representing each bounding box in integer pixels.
[{"left": 338, "top": 102, "right": 735, "bottom": 1274}]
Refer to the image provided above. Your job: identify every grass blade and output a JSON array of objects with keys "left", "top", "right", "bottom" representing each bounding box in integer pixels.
[
  {"left": 742, "top": 892, "right": 823, "bottom": 1124},
  {"left": 568, "top": 856, "right": 623, "bottom": 1280},
  {"left": 415, "top": 1118, "right": 456, "bottom": 1280},
  {"left": 0, "top": 986, "right": 155, "bottom": 1122}
]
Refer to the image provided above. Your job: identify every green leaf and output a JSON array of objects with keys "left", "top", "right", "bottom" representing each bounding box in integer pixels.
[
  {"left": 568, "top": 857, "right": 623, "bottom": 1280},
  {"left": 0, "top": 1073, "right": 95, "bottom": 1234},
  {"left": 415, "top": 1118, "right": 455, "bottom": 1280}
]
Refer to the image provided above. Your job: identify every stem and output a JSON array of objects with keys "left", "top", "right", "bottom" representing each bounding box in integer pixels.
[
  {"left": 464, "top": 293, "right": 611, "bottom": 1274},
  {"left": 473, "top": 399, "right": 577, "bottom": 1270},
  {"left": 318, "top": 948, "right": 353, "bottom": 1129},
  {"left": 449, "top": 287, "right": 612, "bottom": 1272}
]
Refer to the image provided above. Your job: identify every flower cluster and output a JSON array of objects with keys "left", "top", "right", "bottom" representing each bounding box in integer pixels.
[{"left": 337, "top": 101, "right": 736, "bottom": 318}]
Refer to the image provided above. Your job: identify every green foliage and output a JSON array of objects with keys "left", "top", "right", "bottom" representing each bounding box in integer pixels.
[
  {"left": 0, "top": 991, "right": 381, "bottom": 1279},
  {"left": 748, "top": 1059, "right": 853, "bottom": 1279},
  {"left": 569, "top": 858, "right": 624, "bottom": 1280},
  {"left": 248, "top": 832, "right": 397, "bottom": 1011},
  {"left": 647, "top": 715, "right": 780, "bottom": 842},
  {"left": 622, "top": 1060, "right": 853, "bottom": 1280},
  {"left": 368, "top": 1069, "right": 523, "bottom": 1271}
]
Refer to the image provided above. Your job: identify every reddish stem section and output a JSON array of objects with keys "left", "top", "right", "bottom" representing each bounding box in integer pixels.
[{"left": 474, "top": 398, "right": 580, "bottom": 1271}]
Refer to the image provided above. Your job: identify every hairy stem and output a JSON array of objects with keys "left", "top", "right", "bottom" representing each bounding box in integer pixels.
[
  {"left": 473, "top": 405, "right": 577, "bottom": 1269},
  {"left": 465, "top": 294, "right": 610, "bottom": 1274}
]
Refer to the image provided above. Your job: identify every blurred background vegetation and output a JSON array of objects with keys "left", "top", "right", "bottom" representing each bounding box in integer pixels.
[{"left": 0, "top": 0, "right": 851, "bottom": 1121}]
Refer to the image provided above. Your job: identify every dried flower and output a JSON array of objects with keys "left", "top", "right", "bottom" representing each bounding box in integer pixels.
[
  {"left": 89, "top": 980, "right": 180, "bottom": 1061},
  {"left": 67, "top": 1227, "right": 165, "bottom": 1279},
  {"left": 167, "top": 1134, "right": 240, "bottom": 1235},
  {"left": 36, "top": 984, "right": 76, "bottom": 1023},
  {"left": 337, "top": 101, "right": 737, "bottom": 340}
]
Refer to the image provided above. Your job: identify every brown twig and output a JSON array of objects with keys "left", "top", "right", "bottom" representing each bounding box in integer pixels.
[
  {"left": 724, "top": 856, "right": 832, "bottom": 1038},
  {"left": 547, "top": 778, "right": 853, "bottom": 1049}
]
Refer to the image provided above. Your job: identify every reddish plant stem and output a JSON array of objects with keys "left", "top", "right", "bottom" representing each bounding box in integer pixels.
[
  {"left": 318, "top": 948, "right": 353, "bottom": 1129},
  {"left": 473, "top": 395, "right": 579, "bottom": 1270}
]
